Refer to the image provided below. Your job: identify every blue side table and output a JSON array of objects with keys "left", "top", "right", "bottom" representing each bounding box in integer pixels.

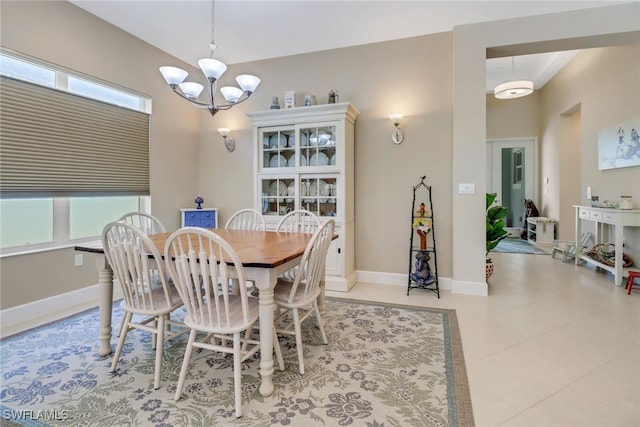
[{"left": 180, "top": 208, "right": 219, "bottom": 228}]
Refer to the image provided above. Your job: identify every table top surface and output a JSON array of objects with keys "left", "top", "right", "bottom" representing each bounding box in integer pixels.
[{"left": 75, "top": 229, "right": 316, "bottom": 268}]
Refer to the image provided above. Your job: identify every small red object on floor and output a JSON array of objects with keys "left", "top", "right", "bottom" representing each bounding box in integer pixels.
[{"left": 626, "top": 271, "right": 640, "bottom": 295}]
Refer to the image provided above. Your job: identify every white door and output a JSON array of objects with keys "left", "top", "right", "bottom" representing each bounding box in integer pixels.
[{"left": 486, "top": 138, "right": 537, "bottom": 233}]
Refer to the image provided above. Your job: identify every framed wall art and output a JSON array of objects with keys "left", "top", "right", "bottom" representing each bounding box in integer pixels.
[{"left": 597, "top": 116, "right": 640, "bottom": 170}]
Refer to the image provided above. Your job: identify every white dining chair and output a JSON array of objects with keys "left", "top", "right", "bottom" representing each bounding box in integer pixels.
[
  {"left": 225, "top": 208, "right": 266, "bottom": 231},
  {"left": 225, "top": 208, "right": 266, "bottom": 293},
  {"left": 276, "top": 209, "right": 320, "bottom": 281},
  {"left": 116, "top": 211, "right": 168, "bottom": 337},
  {"left": 276, "top": 209, "right": 320, "bottom": 233},
  {"left": 118, "top": 211, "right": 166, "bottom": 234},
  {"left": 102, "top": 221, "right": 186, "bottom": 390},
  {"left": 164, "top": 227, "right": 283, "bottom": 417},
  {"left": 273, "top": 219, "right": 334, "bottom": 375}
]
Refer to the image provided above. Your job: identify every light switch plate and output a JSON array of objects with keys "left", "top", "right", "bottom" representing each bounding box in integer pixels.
[{"left": 458, "top": 183, "right": 475, "bottom": 194}]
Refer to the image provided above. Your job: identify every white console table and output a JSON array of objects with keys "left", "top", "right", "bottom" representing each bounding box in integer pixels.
[{"left": 574, "top": 205, "right": 640, "bottom": 286}]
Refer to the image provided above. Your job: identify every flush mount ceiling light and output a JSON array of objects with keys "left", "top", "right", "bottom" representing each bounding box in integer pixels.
[
  {"left": 494, "top": 57, "right": 533, "bottom": 99},
  {"left": 158, "top": 0, "right": 260, "bottom": 116},
  {"left": 494, "top": 80, "right": 534, "bottom": 99}
]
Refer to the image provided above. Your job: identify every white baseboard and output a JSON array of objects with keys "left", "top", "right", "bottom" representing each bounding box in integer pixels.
[
  {"left": 1, "top": 285, "right": 121, "bottom": 338},
  {"left": 355, "top": 270, "right": 453, "bottom": 291},
  {"left": 325, "top": 271, "right": 357, "bottom": 292},
  {"left": 451, "top": 279, "right": 488, "bottom": 296}
]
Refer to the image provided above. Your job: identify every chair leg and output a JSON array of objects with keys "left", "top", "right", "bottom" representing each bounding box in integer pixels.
[
  {"left": 151, "top": 318, "right": 157, "bottom": 350},
  {"left": 175, "top": 329, "right": 197, "bottom": 401},
  {"left": 110, "top": 311, "right": 132, "bottom": 372},
  {"left": 153, "top": 315, "right": 165, "bottom": 390},
  {"left": 293, "top": 308, "right": 305, "bottom": 375},
  {"left": 628, "top": 275, "right": 638, "bottom": 295},
  {"left": 233, "top": 332, "right": 242, "bottom": 418},
  {"left": 273, "top": 327, "right": 284, "bottom": 371},
  {"left": 313, "top": 302, "right": 328, "bottom": 345},
  {"left": 116, "top": 315, "right": 126, "bottom": 337}
]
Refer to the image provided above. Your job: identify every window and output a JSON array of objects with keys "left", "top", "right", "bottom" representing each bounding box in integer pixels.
[
  {"left": 0, "top": 50, "right": 151, "bottom": 255},
  {"left": 512, "top": 149, "right": 523, "bottom": 187}
]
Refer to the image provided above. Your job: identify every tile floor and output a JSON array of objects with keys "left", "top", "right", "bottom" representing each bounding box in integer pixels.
[{"left": 327, "top": 251, "right": 640, "bottom": 427}]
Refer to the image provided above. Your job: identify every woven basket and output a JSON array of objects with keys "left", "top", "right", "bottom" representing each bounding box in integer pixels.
[{"left": 586, "top": 243, "right": 633, "bottom": 268}]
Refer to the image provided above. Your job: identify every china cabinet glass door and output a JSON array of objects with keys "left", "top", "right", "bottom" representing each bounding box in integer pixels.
[
  {"left": 261, "top": 128, "right": 296, "bottom": 170},
  {"left": 300, "top": 175, "right": 338, "bottom": 218},
  {"left": 300, "top": 124, "right": 337, "bottom": 168},
  {"left": 259, "top": 176, "right": 295, "bottom": 216}
]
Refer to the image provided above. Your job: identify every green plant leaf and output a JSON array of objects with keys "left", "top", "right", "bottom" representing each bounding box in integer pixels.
[{"left": 486, "top": 193, "right": 509, "bottom": 256}]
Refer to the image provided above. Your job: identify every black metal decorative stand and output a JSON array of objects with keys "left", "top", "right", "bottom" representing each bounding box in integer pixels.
[{"left": 407, "top": 176, "right": 439, "bottom": 297}]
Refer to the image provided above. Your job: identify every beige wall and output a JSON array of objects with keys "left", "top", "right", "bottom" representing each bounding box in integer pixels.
[
  {"left": 541, "top": 44, "right": 640, "bottom": 252},
  {"left": 487, "top": 92, "right": 541, "bottom": 141},
  {"left": 0, "top": 1, "right": 201, "bottom": 308},
  {"left": 196, "top": 33, "right": 454, "bottom": 275},
  {"left": 487, "top": 43, "right": 640, "bottom": 251},
  {"left": 452, "top": 2, "right": 639, "bottom": 293},
  {"left": 1, "top": 1, "right": 639, "bottom": 309}
]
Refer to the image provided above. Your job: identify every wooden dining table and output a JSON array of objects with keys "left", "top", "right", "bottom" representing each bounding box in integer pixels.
[{"left": 75, "top": 228, "right": 326, "bottom": 397}]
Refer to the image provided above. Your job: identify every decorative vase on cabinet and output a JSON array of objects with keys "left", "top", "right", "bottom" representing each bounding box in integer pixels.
[{"left": 247, "top": 102, "right": 359, "bottom": 292}]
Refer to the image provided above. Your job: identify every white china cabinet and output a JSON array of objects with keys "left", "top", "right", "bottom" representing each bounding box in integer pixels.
[{"left": 247, "top": 102, "right": 359, "bottom": 292}]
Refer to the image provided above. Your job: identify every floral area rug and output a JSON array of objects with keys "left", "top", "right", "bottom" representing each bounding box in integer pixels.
[{"left": 0, "top": 298, "right": 474, "bottom": 427}]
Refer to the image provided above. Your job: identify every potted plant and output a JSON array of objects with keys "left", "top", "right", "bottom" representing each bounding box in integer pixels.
[{"left": 486, "top": 192, "right": 509, "bottom": 280}]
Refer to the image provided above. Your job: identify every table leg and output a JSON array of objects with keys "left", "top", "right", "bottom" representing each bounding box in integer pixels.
[
  {"left": 614, "top": 222, "right": 624, "bottom": 286},
  {"left": 255, "top": 269, "right": 276, "bottom": 397},
  {"left": 574, "top": 207, "right": 581, "bottom": 265},
  {"left": 96, "top": 255, "right": 114, "bottom": 357}
]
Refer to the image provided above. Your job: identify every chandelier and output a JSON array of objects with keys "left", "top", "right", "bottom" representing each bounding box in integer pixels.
[{"left": 158, "top": 1, "right": 260, "bottom": 116}]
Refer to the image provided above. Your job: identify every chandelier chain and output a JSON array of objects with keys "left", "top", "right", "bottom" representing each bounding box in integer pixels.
[{"left": 209, "top": 0, "right": 217, "bottom": 57}]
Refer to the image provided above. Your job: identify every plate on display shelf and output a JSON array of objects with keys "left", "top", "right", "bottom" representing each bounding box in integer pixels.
[
  {"left": 300, "top": 132, "right": 308, "bottom": 146},
  {"left": 309, "top": 152, "right": 329, "bottom": 166},
  {"left": 300, "top": 181, "right": 308, "bottom": 197},
  {"left": 268, "top": 181, "right": 288, "bottom": 199},
  {"left": 286, "top": 181, "right": 295, "bottom": 202},
  {"left": 310, "top": 179, "right": 330, "bottom": 202},
  {"left": 265, "top": 188, "right": 276, "bottom": 202},
  {"left": 269, "top": 154, "right": 287, "bottom": 168},
  {"left": 263, "top": 136, "right": 270, "bottom": 148},
  {"left": 309, "top": 131, "right": 331, "bottom": 146},
  {"left": 329, "top": 153, "right": 336, "bottom": 165},
  {"left": 269, "top": 133, "right": 287, "bottom": 148},
  {"left": 261, "top": 194, "right": 269, "bottom": 213}
]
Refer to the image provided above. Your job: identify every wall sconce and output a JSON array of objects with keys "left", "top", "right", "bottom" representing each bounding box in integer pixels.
[
  {"left": 389, "top": 114, "right": 404, "bottom": 144},
  {"left": 217, "top": 128, "right": 235, "bottom": 152}
]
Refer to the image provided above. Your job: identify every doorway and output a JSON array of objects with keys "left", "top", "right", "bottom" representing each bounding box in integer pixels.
[{"left": 486, "top": 138, "right": 538, "bottom": 235}]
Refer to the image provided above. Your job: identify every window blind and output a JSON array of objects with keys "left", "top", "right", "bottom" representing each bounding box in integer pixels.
[{"left": 0, "top": 75, "right": 150, "bottom": 197}]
